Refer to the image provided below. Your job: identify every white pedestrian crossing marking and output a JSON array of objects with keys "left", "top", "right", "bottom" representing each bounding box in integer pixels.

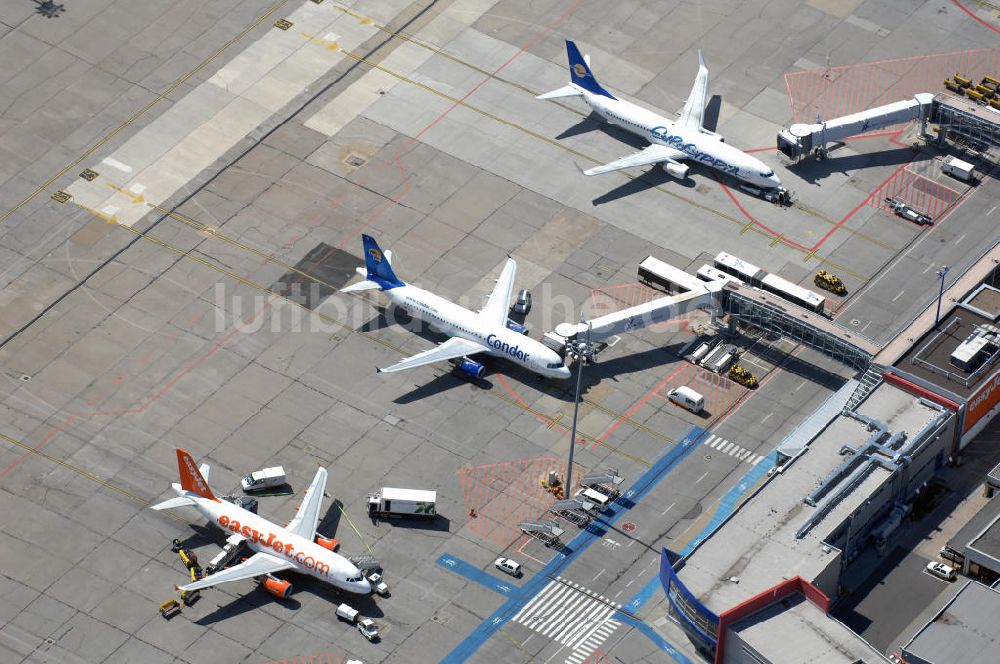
[
  {"left": 702, "top": 435, "right": 760, "bottom": 465},
  {"left": 513, "top": 577, "right": 621, "bottom": 658}
]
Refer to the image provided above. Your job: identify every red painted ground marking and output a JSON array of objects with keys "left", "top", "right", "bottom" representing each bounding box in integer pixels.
[
  {"left": 621, "top": 521, "right": 637, "bottom": 533},
  {"left": 459, "top": 457, "right": 566, "bottom": 546},
  {"left": 1, "top": 0, "right": 586, "bottom": 484},
  {"left": 870, "top": 167, "right": 962, "bottom": 222},
  {"left": 952, "top": 0, "right": 1000, "bottom": 33},
  {"left": 785, "top": 48, "right": 999, "bottom": 124},
  {"left": 594, "top": 362, "right": 688, "bottom": 448},
  {"left": 259, "top": 653, "right": 345, "bottom": 664},
  {"left": 718, "top": 183, "right": 808, "bottom": 252},
  {"left": 582, "top": 651, "right": 611, "bottom": 664},
  {"left": 728, "top": 128, "right": 916, "bottom": 255}
]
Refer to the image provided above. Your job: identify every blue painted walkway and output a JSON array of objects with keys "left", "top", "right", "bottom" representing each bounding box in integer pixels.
[
  {"left": 439, "top": 426, "right": 705, "bottom": 663},
  {"left": 435, "top": 553, "right": 517, "bottom": 596},
  {"left": 621, "top": 449, "right": 778, "bottom": 614}
]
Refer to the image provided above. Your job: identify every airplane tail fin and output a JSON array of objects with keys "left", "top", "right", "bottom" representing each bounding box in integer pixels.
[
  {"left": 361, "top": 234, "right": 404, "bottom": 290},
  {"left": 176, "top": 449, "right": 217, "bottom": 501},
  {"left": 565, "top": 40, "right": 615, "bottom": 99}
]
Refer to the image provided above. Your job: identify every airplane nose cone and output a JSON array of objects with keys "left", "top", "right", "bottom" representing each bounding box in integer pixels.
[
  {"left": 556, "top": 366, "right": 572, "bottom": 379},
  {"left": 768, "top": 175, "right": 783, "bottom": 188},
  {"left": 358, "top": 578, "right": 371, "bottom": 594}
]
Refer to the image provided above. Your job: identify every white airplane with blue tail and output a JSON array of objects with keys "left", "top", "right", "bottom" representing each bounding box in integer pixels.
[
  {"left": 341, "top": 235, "right": 572, "bottom": 380},
  {"left": 539, "top": 40, "right": 784, "bottom": 192}
]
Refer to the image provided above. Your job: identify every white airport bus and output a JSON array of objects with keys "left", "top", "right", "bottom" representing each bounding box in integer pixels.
[
  {"left": 638, "top": 256, "right": 704, "bottom": 293},
  {"left": 696, "top": 264, "right": 742, "bottom": 286},
  {"left": 713, "top": 252, "right": 825, "bottom": 314}
]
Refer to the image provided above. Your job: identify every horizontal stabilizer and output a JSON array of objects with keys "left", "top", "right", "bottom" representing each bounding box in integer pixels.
[
  {"left": 341, "top": 279, "right": 382, "bottom": 293},
  {"left": 536, "top": 85, "right": 582, "bottom": 100},
  {"left": 150, "top": 496, "right": 196, "bottom": 511}
]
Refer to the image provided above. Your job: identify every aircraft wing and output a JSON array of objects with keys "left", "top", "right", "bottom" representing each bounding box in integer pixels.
[
  {"left": 476, "top": 258, "right": 517, "bottom": 326},
  {"left": 377, "top": 336, "right": 490, "bottom": 373},
  {"left": 677, "top": 51, "right": 709, "bottom": 131},
  {"left": 285, "top": 466, "right": 327, "bottom": 540},
  {"left": 178, "top": 552, "right": 294, "bottom": 592},
  {"left": 583, "top": 144, "right": 688, "bottom": 176}
]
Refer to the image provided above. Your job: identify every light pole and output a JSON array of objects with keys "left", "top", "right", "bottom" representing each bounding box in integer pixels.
[
  {"left": 935, "top": 265, "right": 950, "bottom": 328},
  {"left": 565, "top": 321, "right": 593, "bottom": 498}
]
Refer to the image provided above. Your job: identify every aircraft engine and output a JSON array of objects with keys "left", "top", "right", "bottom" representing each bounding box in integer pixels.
[
  {"left": 261, "top": 575, "right": 293, "bottom": 599},
  {"left": 663, "top": 161, "right": 690, "bottom": 179},
  {"left": 314, "top": 534, "right": 339, "bottom": 551},
  {"left": 456, "top": 358, "right": 486, "bottom": 379}
]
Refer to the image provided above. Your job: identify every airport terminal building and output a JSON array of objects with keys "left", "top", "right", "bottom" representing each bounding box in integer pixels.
[{"left": 660, "top": 250, "right": 1000, "bottom": 663}]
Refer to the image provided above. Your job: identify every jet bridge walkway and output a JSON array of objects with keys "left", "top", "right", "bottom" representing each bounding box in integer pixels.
[
  {"left": 545, "top": 263, "right": 880, "bottom": 373},
  {"left": 545, "top": 281, "right": 723, "bottom": 348},
  {"left": 777, "top": 93, "right": 935, "bottom": 161}
]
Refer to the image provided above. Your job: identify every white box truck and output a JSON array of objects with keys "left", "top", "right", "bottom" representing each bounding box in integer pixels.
[
  {"left": 241, "top": 466, "right": 286, "bottom": 492},
  {"left": 942, "top": 157, "right": 974, "bottom": 182},
  {"left": 367, "top": 487, "right": 437, "bottom": 518}
]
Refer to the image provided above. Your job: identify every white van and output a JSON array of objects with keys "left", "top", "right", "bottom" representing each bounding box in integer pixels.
[
  {"left": 575, "top": 487, "right": 611, "bottom": 510},
  {"left": 667, "top": 386, "right": 704, "bottom": 413},
  {"left": 241, "top": 466, "right": 286, "bottom": 492}
]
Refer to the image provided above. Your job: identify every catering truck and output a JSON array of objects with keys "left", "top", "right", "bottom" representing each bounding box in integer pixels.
[{"left": 367, "top": 487, "right": 437, "bottom": 518}]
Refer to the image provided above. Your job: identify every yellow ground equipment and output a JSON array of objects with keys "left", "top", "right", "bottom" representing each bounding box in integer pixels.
[
  {"left": 729, "top": 364, "right": 758, "bottom": 388},
  {"left": 953, "top": 74, "right": 973, "bottom": 88},
  {"left": 814, "top": 270, "right": 847, "bottom": 295},
  {"left": 159, "top": 599, "right": 181, "bottom": 618},
  {"left": 944, "top": 79, "right": 964, "bottom": 95}
]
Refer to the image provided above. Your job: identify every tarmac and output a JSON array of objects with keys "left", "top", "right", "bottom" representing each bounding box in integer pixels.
[{"left": 0, "top": 1, "right": 997, "bottom": 663}]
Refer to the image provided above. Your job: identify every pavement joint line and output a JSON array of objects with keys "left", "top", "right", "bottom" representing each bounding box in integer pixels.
[
  {"left": 335, "top": 48, "right": 872, "bottom": 281},
  {"left": 619, "top": 448, "right": 778, "bottom": 619},
  {"left": 93, "top": 214, "right": 661, "bottom": 468},
  {"left": 335, "top": 1, "right": 902, "bottom": 260},
  {"left": 0, "top": 430, "right": 188, "bottom": 524},
  {"left": 0, "top": 0, "right": 293, "bottom": 227},
  {"left": 439, "top": 426, "right": 704, "bottom": 663}
]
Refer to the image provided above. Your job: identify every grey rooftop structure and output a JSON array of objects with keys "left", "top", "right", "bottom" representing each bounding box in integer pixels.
[{"left": 901, "top": 581, "right": 1000, "bottom": 664}]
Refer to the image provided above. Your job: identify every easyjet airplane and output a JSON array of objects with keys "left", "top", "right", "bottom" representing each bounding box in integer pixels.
[{"left": 152, "top": 449, "right": 371, "bottom": 597}]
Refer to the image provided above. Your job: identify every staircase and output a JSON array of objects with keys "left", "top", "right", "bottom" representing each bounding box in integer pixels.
[{"left": 845, "top": 365, "right": 884, "bottom": 412}]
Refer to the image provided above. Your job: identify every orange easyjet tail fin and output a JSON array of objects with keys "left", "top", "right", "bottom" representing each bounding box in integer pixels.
[{"left": 176, "top": 449, "right": 217, "bottom": 501}]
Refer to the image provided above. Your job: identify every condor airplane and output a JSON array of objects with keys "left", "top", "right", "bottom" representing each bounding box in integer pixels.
[
  {"left": 539, "top": 40, "right": 783, "bottom": 190},
  {"left": 152, "top": 449, "right": 370, "bottom": 598},
  {"left": 341, "top": 235, "right": 572, "bottom": 380}
]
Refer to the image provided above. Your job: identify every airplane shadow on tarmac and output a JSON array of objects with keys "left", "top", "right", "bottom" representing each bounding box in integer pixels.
[
  {"left": 193, "top": 575, "right": 387, "bottom": 625},
  {"left": 555, "top": 111, "right": 648, "bottom": 149}
]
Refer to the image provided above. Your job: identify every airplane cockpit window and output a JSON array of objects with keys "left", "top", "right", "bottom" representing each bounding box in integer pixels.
[
  {"left": 547, "top": 362, "right": 565, "bottom": 369},
  {"left": 762, "top": 169, "right": 774, "bottom": 177}
]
